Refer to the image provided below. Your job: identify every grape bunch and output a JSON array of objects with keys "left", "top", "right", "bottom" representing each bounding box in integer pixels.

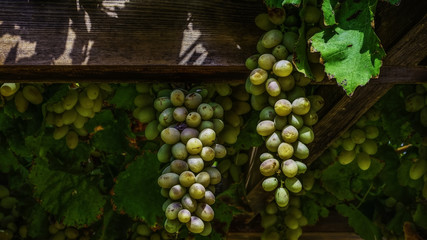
[
  {"left": 0, "top": 83, "right": 44, "bottom": 112},
  {"left": 155, "top": 87, "right": 226, "bottom": 236},
  {"left": 260, "top": 197, "right": 308, "bottom": 240},
  {"left": 404, "top": 84, "right": 427, "bottom": 127},
  {"left": 0, "top": 185, "right": 28, "bottom": 240},
  {"left": 409, "top": 141, "right": 427, "bottom": 199},
  {"left": 332, "top": 107, "right": 381, "bottom": 170},
  {"left": 245, "top": 8, "right": 325, "bottom": 208},
  {"left": 47, "top": 221, "right": 90, "bottom": 240},
  {"left": 44, "top": 83, "right": 112, "bottom": 150},
  {"left": 129, "top": 222, "right": 176, "bottom": 240}
]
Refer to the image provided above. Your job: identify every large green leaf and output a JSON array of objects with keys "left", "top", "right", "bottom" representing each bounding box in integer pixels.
[
  {"left": 29, "top": 157, "right": 106, "bottom": 227},
  {"left": 321, "top": 0, "right": 339, "bottom": 26},
  {"left": 336, "top": 204, "right": 382, "bottom": 240},
  {"left": 320, "top": 161, "right": 355, "bottom": 201},
  {"left": 108, "top": 85, "right": 138, "bottom": 110},
  {"left": 112, "top": 152, "right": 164, "bottom": 226},
  {"left": 310, "top": 0, "right": 386, "bottom": 95}
]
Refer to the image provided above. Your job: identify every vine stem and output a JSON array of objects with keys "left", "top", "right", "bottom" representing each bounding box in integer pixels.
[{"left": 356, "top": 182, "right": 374, "bottom": 209}]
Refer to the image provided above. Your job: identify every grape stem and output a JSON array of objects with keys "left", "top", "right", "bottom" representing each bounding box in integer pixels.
[{"left": 356, "top": 182, "right": 373, "bottom": 209}]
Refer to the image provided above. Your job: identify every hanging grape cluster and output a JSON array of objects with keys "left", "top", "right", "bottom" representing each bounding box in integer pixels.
[
  {"left": 0, "top": 83, "right": 43, "bottom": 112},
  {"left": 405, "top": 84, "right": 427, "bottom": 127}
]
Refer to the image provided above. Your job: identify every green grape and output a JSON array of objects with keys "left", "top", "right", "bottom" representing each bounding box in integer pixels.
[
  {"left": 295, "top": 161, "right": 307, "bottom": 174},
  {"left": 405, "top": 93, "right": 424, "bottom": 112},
  {"left": 277, "top": 75, "right": 295, "bottom": 92},
  {"left": 265, "top": 202, "right": 278, "bottom": 215},
  {"left": 186, "top": 112, "right": 202, "bottom": 128},
  {"left": 157, "top": 144, "right": 171, "bottom": 163},
  {"left": 355, "top": 115, "right": 368, "bottom": 128},
  {"left": 134, "top": 94, "right": 154, "bottom": 108},
  {"left": 0, "top": 185, "right": 10, "bottom": 199},
  {"left": 145, "top": 120, "right": 160, "bottom": 140},
  {"left": 285, "top": 177, "right": 302, "bottom": 193},
  {"left": 62, "top": 109, "right": 77, "bottom": 125},
  {"left": 169, "top": 185, "right": 187, "bottom": 202},
  {"left": 215, "top": 96, "right": 232, "bottom": 111},
  {"left": 64, "top": 227, "right": 79, "bottom": 239},
  {"left": 255, "top": 13, "right": 276, "bottom": 31},
  {"left": 262, "top": 177, "right": 279, "bottom": 192},
  {"left": 282, "top": 32, "right": 299, "bottom": 52},
  {"left": 338, "top": 150, "right": 356, "bottom": 165},
  {"left": 265, "top": 78, "right": 281, "bottom": 97},
  {"left": 184, "top": 93, "right": 202, "bottom": 110},
  {"left": 0, "top": 197, "right": 17, "bottom": 209},
  {"left": 303, "top": 110, "right": 318, "bottom": 126},
  {"left": 341, "top": 137, "right": 356, "bottom": 151},
  {"left": 287, "top": 87, "right": 306, "bottom": 103},
  {"left": 275, "top": 187, "right": 289, "bottom": 207},
  {"left": 288, "top": 206, "right": 302, "bottom": 219},
  {"left": 232, "top": 101, "right": 251, "bottom": 115},
  {"left": 293, "top": 141, "right": 309, "bottom": 159},
  {"left": 180, "top": 128, "right": 199, "bottom": 144},
  {"left": 170, "top": 89, "right": 185, "bottom": 107},
  {"left": 307, "top": 95, "right": 325, "bottom": 112},
  {"left": 274, "top": 99, "right": 292, "bottom": 116},
  {"left": 261, "top": 214, "right": 278, "bottom": 229},
  {"left": 282, "top": 125, "right": 299, "bottom": 143},
  {"left": 53, "top": 125, "right": 69, "bottom": 140},
  {"left": 213, "top": 144, "right": 227, "bottom": 158},
  {"left": 215, "top": 83, "right": 232, "bottom": 96},
  {"left": 158, "top": 89, "right": 173, "bottom": 98},
  {"left": 409, "top": 159, "right": 427, "bottom": 180},
  {"left": 351, "top": 129, "right": 366, "bottom": 144},
  {"left": 14, "top": 91, "right": 29, "bottom": 113},
  {"left": 261, "top": 229, "right": 280, "bottom": 240},
  {"left": 166, "top": 202, "right": 183, "bottom": 220},
  {"left": 259, "top": 158, "right": 280, "bottom": 176},
  {"left": 364, "top": 125, "right": 379, "bottom": 139},
  {"left": 262, "top": 29, "right": 283, "bottom": 48},
  {"left": 304, "top": 5, "right": 321, "bottom": 24},
  {"left": 197, "top": 103, "right": 214, "bottom": 120},
  {"left": 274, "top": 115, "right": 288, "bottom": 131},
  {"left": 282, "top": 159, "right": 298, "bottom": 178},
  {"left": 84, "top": 84, "right": 99, "bottom": 100},
  {"left": 161, "top": 128, "right": 181, "bottom": 145},
  {"left": 187, "top": 155, "right": 205, "bottom": 174},
  {"left": 299, "top": 126, "right": 314, "bottom": 144},
  {"left": 212, "top": 119, "right": 224, "bottom": 133},
  {"left": 181, "top": 194, "right": 197, "bottom": 212},
  {"left": 245, "top": 54, "right": 260, "bottom": 70},
  {"left": 65, "top": 131, "right": 78, "bottom": 149},
  {"left": 272, "top": 45, "right": 288, "bottom": 60},
  {"left": 178, "top": 209, "right": 192, "bottom": 223},
  {"left": 200, "top": 146, "right": 215, "bottom": 162},
  {"left": 153, "top": 97, "right": 172, "bottom": 112},
  {"left": 268, "top": 7, "right": 286, "bottom": 25},
  {"left": 278, "top": 142, "right": 294, "bottom": 160},
  {"left": 217, "top": 159, "right": 232, "bottom": 174},
  {"left": 218, "top": 125, "right": 238, "bottom": 144},
  {"left": 258, "top": 54, "right": 277, "bottom": 71},
  {"left": 170, "top": 160, "right": 189, "bottom": 174},
  {"left": 75, "top": 104, "right": 92, "bottom": 118},
  {"left": 78, "top": 92, "right": 94, "bottom": 109},
  {"left": 164, "top": 219, "right": 182, "bottom": 233},
  {"left": 266, "top": 132, "right": 282, "bottom": 152},
  {"left": 186, "top": 138, "right": 203, "bottom": 155},
  {"left": 294, "top": 72, "right": 312, "bottom": 87},
  {"left": 250, "top": 68, "right": 269, "bottom": 85},
  {"left": 186, "top": 216, "right": 205, "bottom": 234},
  {"left": 0, "top": 83, "right": 19, "bottom": 97},
  {"left": 195, "top": 172, "right": 211, "bottom": 187},
  {"left": 195, "top": 203, "right": 214, "bottom": 221},
  {"left": 256, "top": 120, "right": 276, "bottom": 136},
  {"left": 200, "top": 222, "right": 212, "bottom": 236},
  {"left": 199, "top": 128, "right": 216, "bottom": 146},
  {"left": 260, "top": 106, "right": 276, "bottom": 121},
  {"left": 260, "top": 152, "right": 275, "bottom": 162},
  {"left": 361, "top": 139, "right": 378, "bottom": 155},
  {"left": 22, "top": 85, "right": 43, "bottom": 104},
  {"left": 356, "top": 152, "right": 371, "bottom": 170},
  {"left": 292, "top": 97, "right": 311, "bottom": 115},
  {"left": 205, "top": 167, "right": 221, "bottom": 185},
  {"left": 134, "top": 106, "right": 155, "bottom": 124},
  {"left": 257, "top": 39, "right": 271, "bottom": 54},
  {"left": 171, "top": 107, "right": 187, "bottom": 122},
  {"left": 310, "top": 63, "right": 326, "bottom": 82},
  {"left": 272, "top": 60, "right": 293, "bottom": 77},
  {"left": 268, "top": 91, "right": 287, "bottom": 107},
  {"left": 158, "top": 173, "right": 180, "bottom": 188},
  {"left": 179, "top": 171, "right": 196, "bottom": 188}
]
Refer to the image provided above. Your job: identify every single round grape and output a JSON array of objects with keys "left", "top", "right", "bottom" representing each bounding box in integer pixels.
[
  {"left": 181, "top": 194, "right": 197, "bottom": 212},
  {"left": 199, "top": 128, "right": 216, "bottom": 146},
  {"left": 170, "top": 160, "right": 189, "bottom": 174},
  {"left": 299, "top": 126, "right": 314, "bottom": 144},
  {"left": 260, "top": 158, "right": 280, "bottom": 176},
  {"left": 0, "top": 83, "right": 19, "bottom": 97},
  {"left": 272, "top": 44, "right": 289, "bottom": 60},
  {"left": 303, "top": 110, "right": 318, "bottom": 126},
  {"left": 205, "top": 167, "right": 221, "bottom": 185},
  {"left": 338, "top": 150, "right": 356, "bottom": 165},
  {"left": 283, "top": 31, "right": 299, "bottom": 52},
  {"left": 187, "top": 155, "right": 204, "bottom": 173},
  {"left": 195, "top": 172, "right": 211, "bottom": 187},
  {"left": 277, "top": 75, "right": 295, "bottom": 91},
  {"left": 365, "top": 125, "right": 379, "bottom": 139},
  {"left": 213, "top": 144, "right": 227, "bottom": 158},
  {"left": 278, "top": 142, "right": 294, "bottom": 160},
  {"left": 186, "top": 112, "right": 202, "bottom": 128},
  {"left": 266, "top": 131, "right": 282, "bottom": 152},
  {"left": 260, "top": 152, "right": 275, "bottom": 162},
  {"left": 274, "top": 115, "right": 288, "bottom": 131},
  {"left": 197, "top": 120, "right": 214, "bottom": 131},
  {"left": 14, "top": 91, "right": 29, "bottom": 113},
  {"left": 22, "top": 85, "right": 43, "bottom": 105},
  {"left": 275, "top": 187, "right": 289, "bottom": 207},
  {"left": 249, "top": 68, "right": 269, "bottom": 85},
  {"left": 164, "top": 219, "right": 182, "bottom": 233},
  {"left": 173, "top": 107, "right": 188, "bottom": 122},
  {"left": 261, "top": 214, "right": 278, "bottom": 229},
  {"left": 166, "top": 202, "right": 183, "bottom": 220},
  {"left": 254, "top": 13, "right": 275, "bottom": 31},
  {"left": 304, "top": 5, "right": 322, "bottom": 24},
  {"left": 311, "top": 62, "right": 326, "bottom": 82},
  {"left": 245, "top": 54, "right": 260, "bottom": 70},
  {"left": 262, "top": 29, "right": 283, "bottom": 48},
  {"left": 260, "top": 106, "right": 276, "bottom": 121},
  {"left": 179, "top": 171, "right": 196, "bottom": 187},
  {"left": 307, "top": 95, "right": 325, "bottom": 112},
  {"left": 256, "top": 120, "right": 276, "bottom": 136},
  {"left": 158, "top": 173, "right": 180, "bottom": 188},
  {"left": 134, "top": 94, "right": 153, "bottom": 108},
  {"left": 361, "top": 139, "right": 378, "bottom": 155},
  {"left": 292, "top": 97, "right": 311, "bottom": 115},
  {"left": 285, "top": 177, "right": 302, "bottom": 193},
  {"left": 262, "top": 177, "right": 279, "bottom": 191},
  {"left": 215, "top": 83, "right": 232, "bottom": 96},
  {"left": 351, "top": 129, "right": 366, "bottom": 144},
  {"left": 287, "top": 113, "right": 304, "bottom": 129},
  {"left": 184, "top": 93, "right": 202, "bottom": 110},
  {"left": 212, "top": 119, "right": 225, "bottom": 133},
  {"left": 258, "top": 54, "right": 277, "bottom": 71},
  {"left": 171, "top": 142, "right": 188, "bottom": 160},
  {"left": 357, "top": 152, "right": 371, "bottom": 170},
  {"left": 78, "top": 92, "right": 94, "bottom": 109},
  {"left": 161, "top": 128, "right": 180, "bottom": 145},
  {"left": 186, "top": 138, "right": 203, "bottom": 155},
  {"left": 170, "top": 89, "right": 185, "bottom": 107},
  {"left": 293, "top": 141, "right": 309, "bottom": 159},
  {"left": 265, "top": 78, "right": 281, "bottom": 97},
  {"left": 85, "top": 84, "right": 99, "bottom": 100},
  {"left": 268, "top": 91, "right": 287, "bottom": 107},
  {"left": 284, "top": 215, "right": 299, "bottom": 230},
  {"left": 186, "top": 216, "right": 205, "bottom": 234},
  {"left": 209, "top": 102, "right": 224, "bottom": 119},
  {"left": 157, "top": 144, "right": 171, "bottom": 163},
  {"left": 65, "top": 131, "right": 78, "bottom": 149},
  {"left": 197, "top": 103, "right": 214, "bottom": 120},
  {"left": 282, "top": 125, "right": 299, "bottom": 143},
  {"left": 179, "top": 128, "right": 199, "bottom": 144},
  {"left": 202, "top": 190, "right": 216, "bottom": 205},
  {"left": 177, "top": 208, "right": 192, "bottom": 223},
  {"left": 76, "top": 104, "right": 93, "bottom": 118},
  {"left": 273, "top": 60, "right": 293, "bottom": 77},
  {"left": 53, "top": 125, "right": 69, "bottom": 140},
  {"left": 274, "top": 99, "right": 292, "bottom": 116},
  {"left": 195, "top": 203, "right": 214, "bottom": 222},
  {"left": 282, "top": 159, "right": 298, "bottom": 178}
]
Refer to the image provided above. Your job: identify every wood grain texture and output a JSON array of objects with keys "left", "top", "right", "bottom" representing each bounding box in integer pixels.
[
  {"left": 226, "top": 232, "right": 362, "bottom": 240},
  {"left": 0, "top": 0, "right": 262, "bottom": 66}
]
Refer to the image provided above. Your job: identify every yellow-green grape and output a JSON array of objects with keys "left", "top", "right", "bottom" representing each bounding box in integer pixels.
[
  {"left": 294, "top": 72, "right": 312, "bottom": 87},
  {"left": 268, "top": 92, "right": 287, "bottom": 107},
  {"left": 282, "top": 159, "right": 298, "bottom": 178},
  {"left": 85, "top": 84, "right": 99, "bottom": 100},
  {"left": 186, "top": 138, "right": 203, "bottom": 155},
  {"left": 275, "top": 187, "right": 289, "bottom": 207},
  {"left": 53, "top": 125, "right": 69, "bottom": 140},
  {"left": 232, "top": 101, "right": 251, "bottom": 115},
  {"left": 195, "top": 203, "right": 214, "bottom": 222},
  {"left": 145, "top": 120, "right": 160, "bottom": 140},
  {"left": 200, "top": 222, "right": 212, "bottom": 236},
  {"left": 178, "top": 209, "right": 192, "bottom": 223},
  {"left": 186, "top": 216, "right": 205, "bottom": 234},
  {"left": 265, "top": 202, "right": 279, "bottom": 215},
  {"left": 157, "top": 144, "right": 171, "bottom": 163},
  {"left": 245, "top": 54, "right": 260, "bottom": 70},
  {"left": 257, "top": 39, "right": 271, "bottom": 54},
  {"left": 341, "top": 137, "right": 355, "bottom": 151},
  {"left": 272, "top": 60, "right": 293, "bottom": 77},
  {"left": 214, "top": 83, "right": 232, "bottom": 97},
  {"left": 285, "top": 177, "right": 302, "bottom": 193},
  {"left": 405, "top": 93, "right": 425, "bottom": 112},
  {"left": 274, "top": 115, "right": 288, "bottom": 131},
  {"left": 62, "top": 109, "right": 77, "bottom": 125},
  {"left": 213, "top": 144, "right": 227, "bottom": 159},
  {"left": 22, "top": 85, "right": 43, "bottom": 105},
  {"left": 187, "top": 155, "right": 205, "bottom": 173},
  {"left": 262, "top": 29, "right": 283, "bottom": 48},
  {"left": 64, "top": 227, "right": 79, "bottom": 239},
  {"left": 278, "top": 142, "right": 294, "bottom": 160},
  {"left": 364, "top": 125, "right": 379, "bottom": 139},
  {"left": 1, "top": 83, "right": 20, "bottom": 97},
  {"left": 274, "top": 99, "right": 292, "bottom": 116},
  {"left": 250, "top": 68, "right": 269, "bottom": 85},
  {"left": 307, "top": 95, "right": 325, "bottom": 112},
  {"left": 282, "top": 32, "right": 299, "bottom": 53},
  {"left": 75, "top": 104, "right": 92, "bottom": 117},
  {"left": 258, "top": 54, "right": 277, "bottom": 71},
  {"left": 200, "top": 146, "right": 215, "bottom": 162},
  {"left": 272, "top": 45, "right": 288, "bottom": 60},
  {"left": 169, "top": 184, "right": 186, "bottom": 200},
  {"left": 154, "top": 97, "right": 172, "bottom": 112},
  {"left": 14, "top": 91, "right": 29, "bottom": 113},
  {"left": 291, "top": 97, "right": 311, "bottom": 115},
  {"left": 204, "top": 167, "right": 221, "bottom": 185},
  {"left": 202, "top": 190, "right": 216, "bottom": 205},
  {"left": 181, "top": 194, "right": 197, "bottom": 213},
  {"left": 260, "top": 106, "right": 276, "bottom": 121},
  {"left": 184, "top": 92, "right": 202, "bottom": 110},
  {"left": 293, "top": 141, "right": 309, "bottom": 159},
  {"left": 277, "top": 75, "right": 295, "bottom": 91},
  {"left": 189, "top": 183, "right": 206, "bottom": 200},
  {"left": 161, "top": 128, "right": 181, "bottom": 145},
  {"left": 302, "top": 171, "right": 315, "bottom": 191},
  {"left": 261, "top": 214, "right": 278, "bottom": 229},
  {"left": 134, "top": 94, "right": 154, "bottom": 108},
  {"left": 261, "top": 229, "right": 281, "bottom": 240},
  {"left": 296, "top": 161, "right": 307, "bottom": 174},
  {"left": 170, "top": 160, "right": 189, "bottom": 174},
  {"left": 65, "top": 131, "right": 78, "bottom": 149},
  {"left": 262, "top": 177, "right": 279, "bottom": 191},
  {"left": 338, "top": 150, "right": 356, "bottom": 165},
  {"left": 164, "top": 218, "right": 182, "bottom": 234},
  {"left": 409, "top": 159, "right": 427, "bottom": 180},
  {"left": 303, "top": 110, "right": 318, "bottom": 126},
  {"left": 78, "top": 91, "right": 94, "bottom": 109},
  {"left": 199, "top": 128, "right": 216, "bottom": 146},
  {"left": 282, "top": 125, "right": 299, "bottom": 143},
  {"left": 195, "top": 172, "right": 211, "bottom": 187},
  {"left": 356, "top": 152, "right": 371, "bottom": 170},
  {"left": 268, "top": 7, "right": 286, "bottom": 25},
  {"left": 179, "top": 171, "right": 196, "bottom": 188},
  {"left": 186, "top": 112, "right": 202, "bottom": 128},
  {"left": 266, "top": 132, "right": 282, "bottom": 152},
  {"left": 256, "top": 120, "right": 275, "bottom": 136},
  {"left": 287, "top": 86, "right": 306, "bottom": 102},
  {"left": 351, "top": 129, "right": 366, "bottom": 144},
  {"left": 304, "top": 5, "right": 322, "bottom": 24},
  {"left": 158, "top": 173, "right": 180, "bottom": 189},
  {"left": 265, "top": 78, "right": 281, "bottom": 97},
  {"left": 254, "top": 13, "right": 276, "bottom": 31},
  {"left": 361, "top": 139, "right": 378, "bottom": 155},
  {"left": 74, "top": 127, "right": 88, "bottom": 137},
  {"left": 259, "top": 158, "right": 280, "bottom": 176}
]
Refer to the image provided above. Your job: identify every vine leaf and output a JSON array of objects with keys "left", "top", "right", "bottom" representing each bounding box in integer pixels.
[
  {"left": 336, "top": 204, "right": 382, "bottom": 240},
  {"left": 29, "top": 157, "right": 106, "bottom": 227},
  {"left": 293, "top": 23, "right": 314, "bottom": 79},
  {"left": 109, "top": 85, "right": 138, "bottom": 110},
  {"left": 94, "top": 204, "right": 133, "bottom": 240},
  {"left": 112, "top": 152, "right": 164, "bottom": 226},
  {"left": 320, "top": 161, "right": 355, "bottom": 201},
  {"left": 310, "top": 0, "right": 386, "bottom": 95},
  {"left": 321, "top": 0, "right": 339, "bottom": 26},
  {"left": 265, "top": 0, "right": 301, "bottom": 8}
]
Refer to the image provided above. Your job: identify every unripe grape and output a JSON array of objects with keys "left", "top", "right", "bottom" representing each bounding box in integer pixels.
[
  {"left": 22, "top": 85, "right": 43, "bottom": 105},
  {"left": 261, "top": 214, "right": 278, "bottom": 229},
  {"left": 173, "top": 107, "right": 188, "bottom": 122},
  {"left": 295, "top": 161, "right": 307, "bottom": 174},
  {"left": 245, "top": 54, "right": 260, "bottom": 70},
  {"left": 282, "top": 125, "right": 299, "bottom": 143},
  {"left": 178, "top": 209, "right": 192, "bottom": 223},
  {"left": 409, "top": 159, "right": 427, "bottom": 180},
  {"left": 213, "top": 144, "right": 227, "bottom": 158},
  {"left": 195, "top": 203, "right": 214, "bottom": 222},
  {"left": 187, "top": 155, "right": 204, "bottom": 173},
  {"left": 76, "top": 104, "right": 92, "bottom": 117},
  {"left": 212, "top": 119, "right": 224, "bottom": 133},
  {"left": 262, "top": 29, "right": 283, "bottom": 48},
  {"left": 62, "top": 109, "right": 78, "bottom": 125},
  {"left": 338, "top": 150, "right": 356, "bottom": 165},
  {"left": 361, "top": 139, "right": 378, "bottom": 155},
  {"left": 197, "top": 103, "right": 214, "bottom": 120},
  {"left": 277, "top": 75, "right": 295, "bottom": 91},
  {"left": 154, "top": 97, "right": 172, "bottom": 112},
  {"left": 164, "top": 219, "right": 182, "bottom": 233},
  {"left": 250, "top": 68, "right": 269, "bottom": 85},
  {"left": 260, "top": 152, "right": 275, "bottom": 162},
  {"left": 14, "top": 91, "right": 29, "bottom": 113},
  {"left": 199, "top": 128, "right": 216, "bottom": 146},
  {"left": 257, "top": 39, "right": 271, "bottom": 54},
  {"left": 311, "top": 63, "right": 326, "bottom": 82},
  {"left": 169, "top": 184, "right": 186, "bottom": 200},
  {"left": 274, "top": 99, "right": 292, "bottom": 116},
  {"left": 259, "top": 158, "right": 280, "bottom": 176},
  {"left": 284, "top": 215, "right": 299, "bottom": 230},
  {"left": 299, "top": 126, "right": 314, "bottom": 144},
  {"left": 170, "top": 89, "right": 185, "bottom": 107},
  {"left": 158, "top": 173, "right": 180, "bottom": 188},
  {"left": 210, "top": 102, "right": 225, "bottom": 119},
  {"left": 179, "top": 171, "right": 196, "bottom": 187},
  {"left": 256, "top": 120, "right": 276, "bottom": 136},
  {"left": 351, "top": 129, "right": 366, "bottom": 144},
  {"left": 272, "top": 45, "right": 288, "bottom": 60},
  {"left": 184, "top": 93, "right": 202, "bottom": 110},
  {"left": 180, "top": 128, "right": 199, "bottom": 144},
  {"left": 285, "top": 177, "right": 302, "bottom": 193},
  {"left": 65, "top": 131, "right": 78, "bottom": 149},
  {"left": 200, "top": 222, "right": 212, "bottom": 236},
  {"left": 273, "top": 60, "right": 293, "bottom": 77},
  {"left": 265, "top": 78, "right": 281, "bottom": 97},
  {"left": 303, "top": 110, "right": 318, "bottom": 126},
  {"left": 186, "top": 216, "right": 205, "bottom": 234},
  {"left": 186, "top": 112, "right": 202, "bottom": 128},
  {"left": 260, "top": 106, "right": 276, "bottom": 121},
  {"left": 268, "top": 91, "right": 287, "bottom": 107},
  {"left": 274, "top": 115, "right": 288, "bottom": 130},
  {"left": 258, "top": 54, "right": 277, "bottom": 71},
  {"left": 202, "top": 190, "right": 216, "bottom": 205},
  {"left": 307, "top": 95, "right": 325, "bottom": 112},
  {"left": 262, "top": 177, "right": 279, "bottom": 191},
  {"left": 275, "top": 187, "right": 289, "bottom": 207},
  {"left": 170, "top": 160, "right": 189, "bottom": 174},
  {"left": 53, "top": 125, "right": 69, "bottom": 140},
  {"left": 265, "top": 132, "right": 282, "bottom": 152},
  {"left": 283, "top": 32, "right": 299, "bottom": 52},
  {"left": 356, "top": 152, "right": 371, "bottom": 170},
  {"left": 365, "top": 125, "right": 379, "bottom": 139},
  {"left": 304, "top": 5, "right": 322, "bottom": 24},
  {"left": 254, "top": 13, "right": 275, "bottom": 31},
  {"left": 278, "top": 142, "right": 294, "bottom": 160},
  {"left": 205, "top": 167, "right": 221, "bottom": 185},
  {"left": 215, "top": 83, "right": 232, "bottom": 96},
  {"left": 293, "top": 141, "right": 309, "bottom": 159},
  {"left": 161, "top": 127, "right": 180, "bottom": 145},
  {"left": 134, "top": 94, "right": 153, "bottom": 108}
]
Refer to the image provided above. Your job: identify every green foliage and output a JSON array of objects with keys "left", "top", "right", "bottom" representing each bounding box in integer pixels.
[
  {"left": 300, "top": 197, "right": 329, "bottom": 225},
  {"left": 29, "top": 157, "right": 106, "bottom": 227},
  {"left": 265, "top": 0, "right": 301, "bottom": 8},
  {"left": 336, "top": 204, "right": 382, "bottom": 240},
  {"left": 93, "top": 204, "right": 134, "bottom": 240},
  {"left": 112, "top": 152, "right": 164, "bottom": 226},
  {"left": 234, "top": 111, "right": 264, "bottom": 151},
  {"left": 310, "top": 0, "right": 386, "bottom": 95},
  {"left": 294, "top": 24, "right": 314, "bottom": 79},
  {"left": 108, "top": 85, "right": 138, "bottom": 110},
  {"left": 27, "top": 204, "right": 50, "bottom": 239},
  {"left": 321, "top": 0, "right": 338, "bottom": 26},
  {"left": 413, "top": 204, "right": 427, "bottom": 230}
]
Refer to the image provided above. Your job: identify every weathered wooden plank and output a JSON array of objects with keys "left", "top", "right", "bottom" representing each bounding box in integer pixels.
[
  {"left": 0, "top": 0, "right": 262, "bottom": 66},
  {"left": 226, "top": 232, "right": 362, "bottom": 240},
  {"left": 384, "top": 14, "right": 427, "bottom": 66}
]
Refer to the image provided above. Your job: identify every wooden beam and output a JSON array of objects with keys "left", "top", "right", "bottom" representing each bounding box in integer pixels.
[
  {"left": 226, "top": 232, "right": 362, "bottom": 240},
  {"left": 384, "top": 14, "right": 427, "bottom": 66}
]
